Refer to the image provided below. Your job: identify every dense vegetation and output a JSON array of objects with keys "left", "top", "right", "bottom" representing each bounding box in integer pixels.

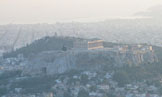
[
  {"left": 2, "top": 61, "right": 162, "bottom": 95},
  {"left": 3, "top": 36, "right": 75, "bottom": 58},
  {"left": 10, "top": 75, "right": 57, "bottom": 94},
  {"left": 0, "top": 70, "right": 22, "bottom": 96}
]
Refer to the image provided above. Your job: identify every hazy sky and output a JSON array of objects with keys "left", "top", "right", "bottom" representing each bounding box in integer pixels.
[{"left": 0, "top": 0, "right": 162, "bottom": 24}]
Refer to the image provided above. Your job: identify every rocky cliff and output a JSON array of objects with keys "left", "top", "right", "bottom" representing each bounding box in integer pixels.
[{"left": 23, "top": 48, "right": 157, "bottom": 75}]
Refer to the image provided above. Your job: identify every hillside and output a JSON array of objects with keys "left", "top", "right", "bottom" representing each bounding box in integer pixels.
[
  {"left": 3, "top": 36, "right": 118, "bottom": 58},
  {"left": 2, "top": 36, "right": 162, "bottom": 96},
  {"left": 2, "top": 36, "right": 159, "bottom": 75}
]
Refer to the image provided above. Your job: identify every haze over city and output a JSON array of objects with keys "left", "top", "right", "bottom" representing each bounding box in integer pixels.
[
  {"left": 0, "top": 0, "right": 162, "bottom": 24},
  {"left": 1, "top": 0, "right": 162, "bottom": 97}
]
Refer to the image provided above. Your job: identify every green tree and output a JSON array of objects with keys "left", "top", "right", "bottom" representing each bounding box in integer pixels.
[
  {"left": 0, "top": 88, "right": 7, "bottom": 96},
  {"left": 80, "top": 74, "right": 89, "bottom": 85},
  {"left": 77, "top": 89, "right": 89, "bottom": 97},
  {"left": 113, "top": 71, "right": 130, "bottom": 87},
  {"left": 64, "top": 91, "right": 72, "bottom": 97},
  {"left": 62, "top": 45, "right": 67, "bottom": 51}
]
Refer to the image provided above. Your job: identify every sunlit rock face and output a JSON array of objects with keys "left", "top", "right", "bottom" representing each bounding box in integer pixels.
[{"left": 23, "top": 49, "right": 157, "bottom": 75}]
